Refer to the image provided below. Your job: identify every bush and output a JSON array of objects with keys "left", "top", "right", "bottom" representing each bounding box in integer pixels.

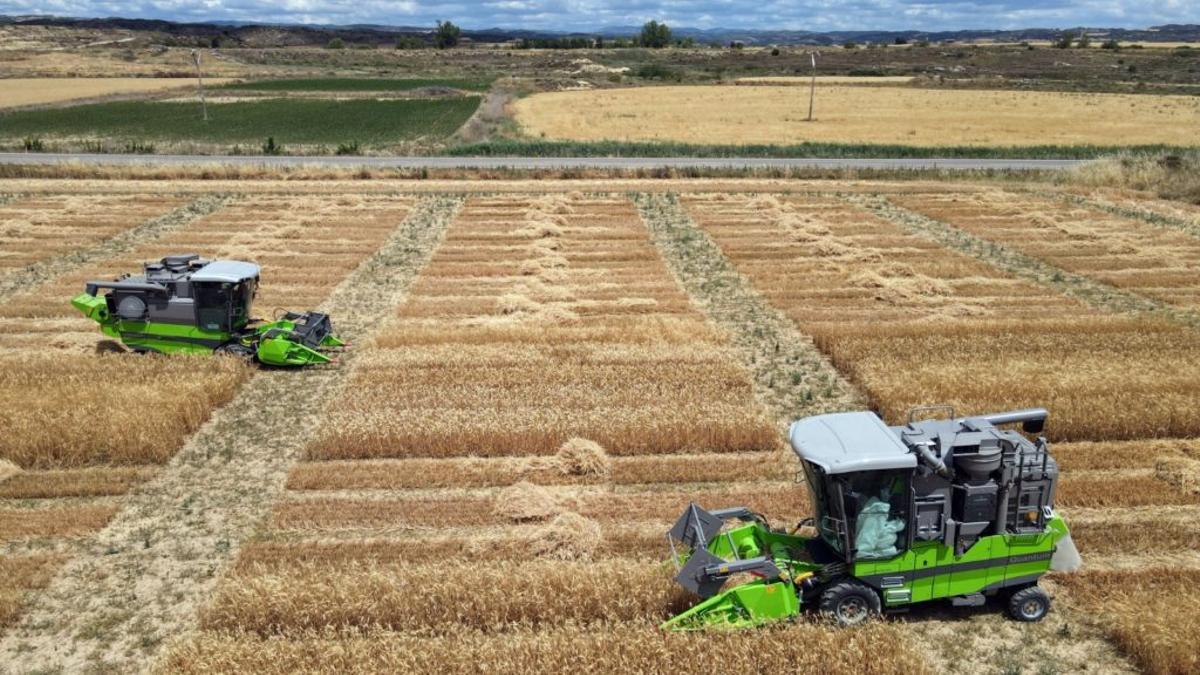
[
  {"left": 261, "top": 136, "right": 283, "bottom": 155},
  {"left": 1101, "top": 39, "right": 1121, "bottom": 50},
  {"left": 22, "top": 137, "right": 44, "bottom": 152},
  {"left": 396, "top": 36, "right": 425, "bottom": 49},
  {"left": 123, "top": 140, "right": 155, "bottom": 154},
  {"left": 1054, "top": 31, "right": 1075, "bottom": 49},
  {"left": 770, "top": 47, "right": 779, "bottom": 56},
  {"left": 326, "top": 38, "right": 345, "bottom": 50},
  {"left": 335, "top": 141, "right": 360, "bottom": 156},
  {"left": 634, "top": 63, "right": 679, "bottom": 80},
  {"left": 842, "top": 41, "right": 858, "bottom": 49}
]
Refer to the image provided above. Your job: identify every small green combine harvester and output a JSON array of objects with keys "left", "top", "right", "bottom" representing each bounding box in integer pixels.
[
  {"left": 72, "top": 254, "right": 344, "bottom": 366},
  {"left": 664, "top": 407, "right": 1080, "bottom": 630}
]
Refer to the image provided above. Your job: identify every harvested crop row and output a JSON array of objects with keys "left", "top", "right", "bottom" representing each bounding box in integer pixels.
[
  {"left": 0, "top": 504, "right": 118, "bottom": 543},
  {"left": 308, "top": 194, "right": 777, "bottom": 460},
  {"left": 891, "top": 191, "right": 1200, "bottom": 311},
  {"left": 682, "top": 193, "right": 1200, "bottom": 441},
  {"left": 271, "top": 484, "right": 807, "bottom": 531},
  {"left": 165, "top": 621, "right": 929, "bottom": 675},
  {"left": 233, "top": 524, "right": 672, "bottom": 568},
  {"left": 0, "top": 466, "right": 159, "bottom": 499},
  {"left": 285, "top": 452, "right": 786, "bottom": 490},
  {"left": 0, "top": 194, "right": 189, "bottom": 275}
]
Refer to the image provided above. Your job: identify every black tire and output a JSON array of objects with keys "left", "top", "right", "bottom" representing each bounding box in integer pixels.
[
  {"left": 1007, "top": 585, "right": 1051, "bottom": 622},
  {"left": 216, "top": 342, "right": 257, "bottom": 362},
  {"left": 819, "top": 580, "right": 882, "bottom": 626}
]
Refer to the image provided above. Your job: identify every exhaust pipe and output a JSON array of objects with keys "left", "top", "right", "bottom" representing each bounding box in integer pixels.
[{"left": 977, "top": 408, "right": 1048, "bottom": 434}]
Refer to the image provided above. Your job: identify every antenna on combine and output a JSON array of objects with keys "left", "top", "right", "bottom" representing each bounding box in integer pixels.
[
  {"left": 806, "top": 51, "right": 818, "bottom": 122},
  {"left": 191, "top": 49, "right": 208, "bottom": 122}
]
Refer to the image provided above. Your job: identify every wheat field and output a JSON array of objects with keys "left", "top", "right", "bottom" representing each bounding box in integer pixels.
[
  {"left": 512, "top": 85, "right": 1200, "bottom": 146},
  {"left": 2, "top": 179, "right": 1199, "bottom": 674}
]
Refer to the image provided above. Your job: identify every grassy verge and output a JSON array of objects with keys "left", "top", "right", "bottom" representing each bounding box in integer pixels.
[
  {"left": 0, "top": 97, "right": 481, "bottom": 149},
  {"left": 221, "top": 78, "right": 493, "bottom": 92},
  {"left": 445, "top": 139, "right": 1194, "bottom": 160}
]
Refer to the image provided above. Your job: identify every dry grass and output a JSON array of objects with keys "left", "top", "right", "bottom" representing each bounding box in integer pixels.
[
  {"left": 892, "top": 190, "right": 1200, "bottom": 310},
  {"left": 0, "top": 194, "right": 188, "bottom": 274},
  {"left": 1057, "top": 569, "right": 1200, "bottom": 675},
  {"left": 200, "top": 560, "right": 688, "bottom": 635},
  {"left": 1065, "top": 152, "right": 1200, "bottom": 204},
  {"left": 493, "top": 482, "right": 564, "bottom": 523},
  {"left": 271, "top": 485, "right": 805, "bottom": 532},
  {"left": 513, "top": 86, "right": 1200, "bottom": 146},
  {"left": 1155, "top": 456, "right": 1200, "bottom": 495},
  {"left": 165, "top": 620, "right": 927, "bottom": 674},
  {"left": 0, "top": 78, "right": 234, "bottom": 108},
  {"left": 0, "top": 504, "right": 118, "bottom": 542},
  {"left": 0, "top": 554, "right": 68, "bottom": 629},
  {"left": 284, "top": 452, "right": 784, "bottom": 490},
  {"left": 306, "top": 195, "right": 777, "bottom": 460},
  {"left": 0, "top": 354, "right": 249, "bottom": 468},
  {"left": 684, "top": 194, "right": 1200, "bottom": 440},
  {"left": 164, "top": 621, "right": 929, "bottom": 674},
  {"left": 1057, "top": 473, "right": 1200, "bottom": 508},
  {"left": 553, "top": 438, "right": 611, "bottom": 478},
  {"left": 0, "top": 465, "right": 158, "bottom": 499}
]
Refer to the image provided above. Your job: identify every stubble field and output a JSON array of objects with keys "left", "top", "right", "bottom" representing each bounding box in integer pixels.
[
  {"left": 1, "top": 177, "right": 1198, "bottom": 674},
  {"left": 512, "top": 85, "right": 1200, "bottom": 147}
]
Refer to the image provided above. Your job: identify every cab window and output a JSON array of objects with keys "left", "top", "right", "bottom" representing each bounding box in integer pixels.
[{"left": 841, "top": 470, "right": 911, "bottom": 560}]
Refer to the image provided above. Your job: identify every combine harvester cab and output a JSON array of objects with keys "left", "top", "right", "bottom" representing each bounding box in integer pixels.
[
  {"left": 71, "top": 254, "right": 345, "bottom": 367},
  {"left": 663, "top": 407, "right": 1080, "bottom": 631}
]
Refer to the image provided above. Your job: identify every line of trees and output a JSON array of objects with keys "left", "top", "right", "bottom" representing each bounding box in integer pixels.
[{"left": 326, "top": 19, "right": 697, "bottom": 51}]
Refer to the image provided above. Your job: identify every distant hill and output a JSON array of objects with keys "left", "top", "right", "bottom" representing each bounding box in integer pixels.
[{"left": 2, "top": 14, "right": 1198, "bottom": 47}]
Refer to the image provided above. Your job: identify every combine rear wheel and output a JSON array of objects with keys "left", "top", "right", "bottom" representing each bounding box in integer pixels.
[
  {"left": 1007, "top": 585, "right": 1050, "bottom": 622},
  {"left": 819, "top": 580, "right": 881, "bottom": 626}
]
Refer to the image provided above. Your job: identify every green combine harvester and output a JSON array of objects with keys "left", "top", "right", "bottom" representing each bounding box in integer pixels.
[
  {"left": 663, "top": 407, "right": 1080, "bottom": 630},
  {"left": 72, "top": 254, "right": 344, "bottom": 366}
]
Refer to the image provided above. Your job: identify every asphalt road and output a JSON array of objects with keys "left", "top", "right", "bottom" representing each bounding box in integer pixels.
[{"left": 0, "top": 153, "right": 1086, "bottom": 171}]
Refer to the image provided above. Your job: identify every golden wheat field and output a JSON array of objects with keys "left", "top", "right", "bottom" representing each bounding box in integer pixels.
[
  {"left": 1, "top": 178, "right": 1200, "bottom": 674},
  {"left": 512, "top": 85, "right": 1200, "bottom": 146}
]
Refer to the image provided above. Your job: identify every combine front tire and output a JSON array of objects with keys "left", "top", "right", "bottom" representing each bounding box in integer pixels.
[
  {"left": 1007, "top": 585, "right": 1050, "bottom": 622},
  {"left": 819, "top": 580, "right": 881, "bottom": 626}
]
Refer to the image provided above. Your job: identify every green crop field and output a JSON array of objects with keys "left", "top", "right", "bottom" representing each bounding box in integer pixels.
[
  {"left": 0, "top": 97, "right": 481, "bottom": 149},
  {"left": 221, "top": 78, "right": 494, "bottom": 92}
]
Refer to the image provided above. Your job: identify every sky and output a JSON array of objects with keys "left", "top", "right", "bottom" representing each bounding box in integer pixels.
[{"left": 1, "top": 0, "right": 1197, "bottom": 33}]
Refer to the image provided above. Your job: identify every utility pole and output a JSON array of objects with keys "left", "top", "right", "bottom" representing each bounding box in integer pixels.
[
  {"left": 806, "top": 52, "right": 816, "bottom": 121},
  {"left": 191, "top": 49, "right": 208, "bottom": 122}
]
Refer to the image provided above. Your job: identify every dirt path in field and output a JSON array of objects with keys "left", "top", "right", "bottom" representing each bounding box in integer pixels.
[
  {"left": 856, "top": 193, "right": 1200, "bottom": 330},
  {"left": 0, "top": 194, "right": 230, "bottom": 301},
  {"left": 636, "top": 193, "right": 864, "bottom": 427},
  {"left": 0, "top": 195, "right": 462, "bottom": 674},
  {"left": 640, "top": 192, "right": 1137, "bottom": 675}
]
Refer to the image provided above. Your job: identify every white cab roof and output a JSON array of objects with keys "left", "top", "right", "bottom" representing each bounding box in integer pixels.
[
  {"left": 190, "top": 260, "right": 261, "bottom": 283},
  {"left": 789, "top": 411, "right": 916, "bottom": 474}
]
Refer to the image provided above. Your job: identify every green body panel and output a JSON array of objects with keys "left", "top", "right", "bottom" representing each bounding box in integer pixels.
[
  {"left": 662, "top": 515, "right": 1070, "bottom": 630},
  {"left": 72, "top": 292, "right": 342, "bottom": 367},
  {"left": 854, "top": 515, "right": 1066, "bottom": 606},
  {"left": 73, "top": 292, "right": 230, "bottom": 355}
]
